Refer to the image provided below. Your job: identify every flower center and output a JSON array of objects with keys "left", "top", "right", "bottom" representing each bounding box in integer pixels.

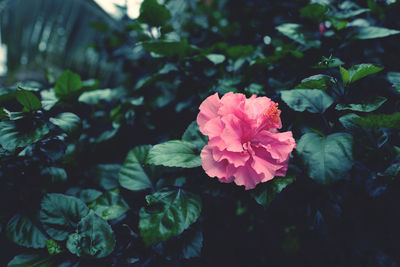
[{"left": 264, "top": 103, "right": 280, "bottom": 124}]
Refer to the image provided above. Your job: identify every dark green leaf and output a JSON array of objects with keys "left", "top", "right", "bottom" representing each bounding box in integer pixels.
[
  {"left": 41, "top": 167, "right": 67, "bottom": 184},
  {"left": 353, "top": 26, "right": 400, "bottom": 40},
  {"left": 138, "top": 0, "right": 171, "bottom": 27},
  {"left": 313, "top": 56, "right": 344, "bottom": 69},
  {"left": 251, "top": 177, "right": 296, "bottom": 207},
  {"left": 276, "top": 23, "right": 321, "bottom": 48},
  {"left": 281, "top": 89, "right": 334, "bottom": 113},
  {"left": 339, "top": 113, "right": 360, "bottom": 131},
  {"left": 297, "top": 133, "right": 354, "bottom": 184},
  {"left": 335, "top": 96, "right": 387, "bottom": 112},
  {"left": 142, "top": 40, "right": 196, "bottom": 58},
  {"left": 89, "top": 189, "right": 129, "bottom": 220},
  {"left": 295, "top": 75, "right": 335, "bottom": 90},
  {"left": 182, "top": 121, "right": 208, "bottom": 151},
  {"left": 0, "top": 121, "right": 49, "bottom": 152},
  {"left": 66, "top": 210, "right": 115, "bottom": 258},
  {"left": 354, "top": 113, "right": 400, "bottom": 129},
  {"left": 6, "top": 214, "right": 47, "bottom": 248},
  {"left": 16, "top": 88, "right": 41, "bottom": 111},
  {"left": 7, "top": 254, "right": 53, "bottom": 267},
  {"left": 147, "top": 140, "right": 202, "bottom": 168},
  {"left": 300, "top": 4, "right": 328, "bottom": 23},
  {"left": 49, "top": 112, "right": 81, "bottom": 134},
  {"left": 78, "top": 88, "right": 126, "bottom": 105},
  {"left": 46, "top": 239, "right": 63, "bottom": 255},
  {"left": 92, "top": 164, "right": 121, "bottom": 190},
  {"left": 119, "top": 145, "right": 153, "bottom": 191},
  {"left": 54, "top": 70, "right": 82, "bottom": 99},
  {"left": 387, "top": 72, "right": 400, "bottom": 93},
  {"left": 340, "top": 64, "right": 383, "bottom": 84},
  {"left": 40, "top": 193, "right": 89, "bottom": 241},
  {"left": 332, "top": 8, "right": 369, "bottom": 19},
  {"left": 66, "top": 188, "right": 103, "bottom": 203},
  {"left": 139, "top": 189, "right": 202, "bottom": 246}
]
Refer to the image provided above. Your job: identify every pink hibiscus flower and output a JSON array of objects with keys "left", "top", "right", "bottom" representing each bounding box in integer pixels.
[{"left": 197, "top": 92, "right": 296, "bottom": 190}]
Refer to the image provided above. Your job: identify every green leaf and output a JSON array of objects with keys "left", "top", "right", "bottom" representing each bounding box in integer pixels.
[
  {"left": 340, "top": 66, "right": 350, "bottom": 84},
  {"left": 7, "top": 254, "right": 53, "bottom": 267},
  {"left": 332, "top": 8, "right": 370, "bottom": 19},
  {"left": 244, "top": 83, "right": 264, "bottom": 95},
  {"left": 41, "top": 167, "right": 67, "bottom": 184},
  {"left": 387, "top": 72, "right": 400, "bottom": 93},
  {"left": 89, "top": 189, "right": 129, "bottom": 220},
  {"left": 295, "top": 75, "right": 335, "bottom": 90},
  {"left": 354, "top": 112, "right": 400, "bottom": 129},
  {"left": 0, "top": 120, "right": 49, "bottom": 152},
  {"left": 276, "top": 23, "right": 321, "bottom": 48},
  {"left": 92, "top": 164, "right": 121, "bottom": 190},
  {"left": 138, "top": 0, "right": 171, "bottom": 27},
  {"left": 46, "top": 239, "right": 63, "bottom": 255},
  {"left": 147, "top": 140, "right": 202, "bottom": 168},
  {"left": 16, "top": 87, "right": 41, "bottom": 111},
  {"left": 139, "top": 189, "right": 202, "bottom": 246},
  {"left": 162, "top": 226, "right": 203, "bottom": 260},
  {"left": 40, "top": 89, "right": 58, "bottom": 111},
  {"left": 78, "top": 88, "right": 126, "bottom": 105},
  {"left": 353, "top": 26, "right": 400, "bottom": 40},
  {"left": 281, "top": 89, "right": 334, "bottom": 113},
  {"left": 66, "top": 210, "right": 115, "bottom": 258},
  {"left": 300, "top": 4, "right": 328, "bottom": 23},
  {"left": 335, "top": 96, "right": 387, "bottom": 112},
  {"left": 206, "top": 54, "right": 226, "bottom": 64},
  {"left": 119, "top": 145, "right": 153, "bottom": 191},
  {"left": 339, "top": 113, "right": 360, "bottom": 131},
  {"left": 49, "top": 112, "right": 81, "bottom": 134},
  {"left": 226, "top": 45, "right": 255, "bottom": 59},
  {"left": 142, "top": 40, "right": 196, "bottom": 58},
  {"left": 182, "top": 121, "right": 208, "bottom": 151},
  {"left": 66, "top": 188, "right": 103, "bottom": 203},
  {"left": 40, "top": 193, "right": 89, "bottom": 241},
  {"left": 341, "top": 64, "right": 383, "bottom": 84},
  {"left": 6, "top": 214, "right": 47, "bottom": 248},
  {"left": 251, "top": 177, "right": 296, "bottom": 207},
  {"left": 54, "top": 70, "right": 82, "bottom": 99},
  {"left": 313, "top": 56, "right": 344, "bottom": 69},
  {"left": 297, "top": 133, "right": 354, "bottom": 184}
]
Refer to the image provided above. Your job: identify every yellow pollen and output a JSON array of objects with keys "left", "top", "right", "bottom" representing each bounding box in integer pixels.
[{"left": 264, "top": 104, "right": 280, "bottom": 123}]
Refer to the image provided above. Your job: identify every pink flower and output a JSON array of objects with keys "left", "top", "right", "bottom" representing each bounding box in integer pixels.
[
  {"left": 197, "top": 92, "right": 296, "bottom": 190},
  {"left": 319, "top": 23, "right": 326, "bottom": 34}
]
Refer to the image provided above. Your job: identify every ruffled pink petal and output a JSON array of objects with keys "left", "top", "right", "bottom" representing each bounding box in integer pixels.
[
  {"left": 247, "top": 144, "right": 280, "bottom": 183},
  {"left": 231, "top": 163, "right": 260, "bottom": 190},
  {"left": 220, "top": 114, "right": 244, "bottom": 152},
  {"left": 218, "top": 92, "right": 246, "bottom": 120},
  {"left": 197, "top": 93, "right": 221, "bottom": 135},
  {"left": 212, "top": 146, "right": 250, "bottom": 168},
  {"left": 200, "top": 145, "right": 229, "bottom": 179},
  {"left": 253, "top": 130, "right": 296, "bottom": 163}
]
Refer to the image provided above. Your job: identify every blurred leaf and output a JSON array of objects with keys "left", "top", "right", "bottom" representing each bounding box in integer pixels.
[
  {"left": 276, "top": 23, "right": 321, "bottom": 48},
  {"left": 300, "top": 4, "right": 328, "bottom": 23},
  {"left": 7, "top": 254, "right": 53, "bottom": 267},
  {"left": 251, "top": 177, "right": 295, "bottom": 207},
  {"left": 66, "top": 210, "right": 115, "bottom": 258},
  {"left": 92, "top": 164, "right": 121, "bottom": 190},
  {"left": 147, "top": 140, "right": 202, "bottom": 168},
  {"left": 6, "top": 214, "right": 47, "bottom": 248},
  {"left": 49, "top": 112, "right": 81, "bottom": 135},
  {"left": 332, "top": 8, "right": 369, "bottom": 19},
  {"left": 387, "top": 72, "right": 400, "bottom": 93},
  {"left": 295, "top": 75, "right": 335, "bottom": 90},
  {"left": 16, "top": 87, "right": 41, "bottom": 112},
  {"left": 0, "top": 121, "right": 49, "bottom": 152},
  {"left": 119, "top": 145, "right": 153, "bottom": 191},
  {"left": 226, "top": 45, "right": 255, "bottom": 59},
  {"left": 54, "top": 70, "right": 82, "bottom": 99},
  {"left": 89, "top": 189, "right": 129, "bottom": 221},
  {"left": 354, "top": 113, "right": 400, "bottom": 129},
  {"left": 281, "top": 89, "right": 334, "bottom": 113},
  {"left": 139, "top": 189, "right": 202, "bottom": 246},
  {"left": 353, "top": 26, "right": 400, "bottom": 39},
  {"left": 40, "top": 89, "right": 58, "bottom": 111},
  {"left": 41, "top": 167, "right": 67, "bottom": 184},
  {"left": 297, "top": 133, "right": 354, "bottom": 184},
  {"left": 244, "top": 83, "right": 264, "bottom": 95},
  {"left": 335, "top": 96, "right": 387, "bottom": 112},
  {"left": 142, "top": 40, "right": 196, "bottom": 58},
  {"left": 40, "top": 193, "right": 89, "bottom": 241},
  {"left": 138, "top": 0, "right": 171, "bottom": 27},
  {"left": 340, "top": 64, "right": 383, "bottom": 84},
  {"left": 182, "top": 121, "right": 208, "bottom": 151},
  {"left": 206, "top": 54, "right": 226, "bottom": 64},
  {"left": 78, "top": 88, "right": 126, "bottom": 105}
]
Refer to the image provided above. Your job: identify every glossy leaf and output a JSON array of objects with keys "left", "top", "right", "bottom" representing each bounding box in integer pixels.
[
  {"left": 16, "top": 88, "right": 41, "bottom": 111},
  {"left": 353, "top": 26, "right": 400, "bottom": 39},
  {"left": 6, "top": 214, "right": 47, "bottom": 248},
  {"left": 297, "top": 133, "right": 354, "bottom": 184},
  {"left": 354, "top": 112, "right": 400, "bottom": 129},
  {"left": 54, "top": 70, "right": 82, "bottom": 99},
  {"left": 89, "top": 189, "right": 129, "bottom": 220},
  {"left": 295, "top": 75, "right": 335, "bottom": 90},
  {"left": 49, "top": 112, "right": 81, "bottom": 134},
  {"left": 40, "top": 193, "right": 89, "bottom": 241},
  {"left": 66, "top": 210, "right": 115, "bottom": 258},
  {"left": 147, "top": 140, "right": 202, "bottom": 168},
  {"left": 335, "top": 96, "right": 387, "bottom": 112},
  {"left": 7, "top": 254, "right": 53, "bottom": 267},
  {"left": 139, "top": 189, "right": 202, "bottom": 246},
  {"left": 281, "top": 89, "right": 334, "bottom": 113},
  {"left": 340, "top": 64, "right": 383, "bottom": 84},
  {"left": 119, "top": 145, "right": 153, "bottom": 191},
  {"left": 276, "top": 23, "right": 321, "bottom": 48},
  {"left": 251, "top": 177, "right": 296, "bottom": 207}
]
